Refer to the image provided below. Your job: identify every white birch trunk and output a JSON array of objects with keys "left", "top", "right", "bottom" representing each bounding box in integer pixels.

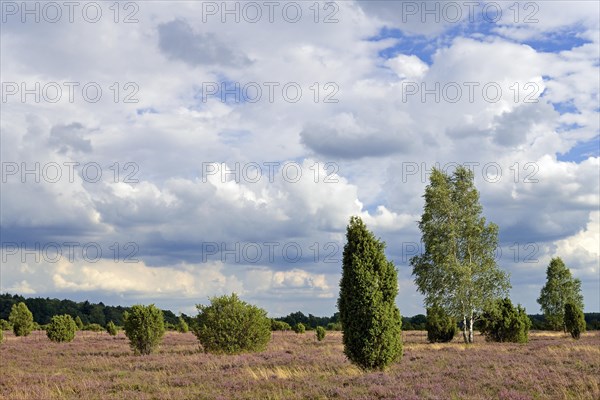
[{"left": 468, "top": 315, "right": 474, "bottom": 343}]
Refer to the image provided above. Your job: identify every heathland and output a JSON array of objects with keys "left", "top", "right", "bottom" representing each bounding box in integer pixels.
[{"left": 1, "top": 329, "right": 598, "bottom": 400}]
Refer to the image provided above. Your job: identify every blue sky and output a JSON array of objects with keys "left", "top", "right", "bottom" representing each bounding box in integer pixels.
[
  {"left": 558, "top": 137, "right": 600, "bottom": 162},
  {"left": 1, "top": 1, "right": 598, "bottom": 317}
]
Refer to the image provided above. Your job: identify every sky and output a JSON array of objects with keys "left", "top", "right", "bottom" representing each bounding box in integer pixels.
[{"left": 1, "top": 1, "right": 598, "bottom": 317}]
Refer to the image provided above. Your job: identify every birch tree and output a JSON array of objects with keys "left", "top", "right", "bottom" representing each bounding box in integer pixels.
[{"left": 411, "top": 166, "right": 510, "bottom": 343}]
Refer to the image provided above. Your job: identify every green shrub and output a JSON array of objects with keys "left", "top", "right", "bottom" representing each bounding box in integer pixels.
[
  {"left": 565, "top": 303, "right": 586, "bottom": 339},
  {"left": 338, "top": 216, "right": 403, "bottom": 370},
  {"left": 316, "top": 326, "right": 326, "bottom": 341},
  {"left": 293, "top": 323, "right": 306, "bottom": 334},
  {"left": 271, "top": 320, "right": 292, "bottom": 331},
  {"left": 74, "top": 316, "right": 84, "bottom": 330},
  {"left": 426, "top": 305, "right": 456, "bottom": 343},
  {"left": 0, "top": 319, "right": 12, "bottom": 331},
  {"left": 194, "top": 294, "right": 271, "bottom": 354},
  {"left": 176, "top": 316, "right": 189, "bottom": 333},
  {"left": 106, "top": 321, "right": 118, "bottom": 336},
  {"left": 326, "top": 322, "right": 342, "bottom": 331},
  {"left": 479, "top": 298, "right": 531, "bottom": 343},
  {"left": 0, "top": 328, "right": 3, "bottom": 344},
  {"left": 84, "top": 323, "right": 104, "bottom": 332},
  {"left": 123, "top": 304, "right": 165, "bottom": 355},
  {"left": 9, "top": 302, "right": 34, "bottom": 337},
  {"left": 46, "top": 315, "right": 77, "bottom": 343}
]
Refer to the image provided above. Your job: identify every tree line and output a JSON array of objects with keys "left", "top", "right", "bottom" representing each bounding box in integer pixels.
[
  {"left": 1, "top": 293, "right": 596, "bottom": 333},
  {"left": 0, "top": 293, "right": 181, "bottom": 328},
  {"left": 0, "top": 294, "right": 429, "bottom": 331}
]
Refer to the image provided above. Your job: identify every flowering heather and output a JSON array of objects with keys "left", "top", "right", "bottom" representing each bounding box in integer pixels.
[{"left": 0, "top": 330, "right": 598, "bottom": 399}]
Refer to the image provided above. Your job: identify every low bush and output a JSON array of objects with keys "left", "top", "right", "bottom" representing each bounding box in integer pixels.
[
  {"left": 426, "top": 305, "right": 456, "bottom": 343},
  {"left": 83, "top": 323, "right": 104, "bottom": 332},
  {"left": 9, "top": 302, "right": 34, "bottom": 337},
  {"left": 74, "top": 316, "right": 84, "bottom": 330},
  {"left": 123, "top": 304, "right": 165, "bottom": 355},
  {"left": 293, "top": 323, "right": 306, "bottom": 334},
  {"left": 316, "top": 326, "right": 326, "bottom": 341},
  {"left": 194, "top": 293, "right": 271, "bottom": 355},
  {"left": 479, "top": 298, "right": 531, "bottom": 343},
  {"left": 271, "top": 320, "right": 292, "bottom": 331},
  {"left": 326, "top": 322, "right": 342, "bottom": 331},
  {"left": 106, "top": 321, "right": 118, "bottom": 336},
  {"left": 176, "top": 317, "right": 189, "bottom": 333},
  {"left": 46, "top": 315, "right": 77, "bottom": 343},
  {"left": 0, "top": 319, "right": 12, "bottom": 331}
]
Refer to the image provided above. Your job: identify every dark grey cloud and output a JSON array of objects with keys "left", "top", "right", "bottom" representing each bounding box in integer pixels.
[
  {"left": 48, "top": 123, "right": 93, "bottom": 154},
  {"left": 22, "top": 114, "right": 47, "bottom": 142},
  {"left": 300, "top": 125, "right": 412, "bottom": 159},
  {"left": 0, "top": 223, "right": 105, "bottom": 248},
  {"left": 446, "top": 102, "right": 558, "bottom": 145},
  {"left": 495, "top": 209, "right": 591, "bottom": 244},
  {"left": 492, "top": 103, "right": 558, "bottom": 147},
  {"left": 445, "top": 124, "right": 488, "bottom": 139},
  {"left": 157, "top": 19, "right": 251, "bottom": 67}
]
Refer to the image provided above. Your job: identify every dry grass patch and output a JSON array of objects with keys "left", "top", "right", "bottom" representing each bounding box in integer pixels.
[{"left": 246, "top": 366, "right": 311, "bottom": 380}]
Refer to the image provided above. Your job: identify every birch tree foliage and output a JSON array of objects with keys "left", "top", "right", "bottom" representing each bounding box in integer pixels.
[{"left": 411, "top": 167, "right": 510, "bottom": 324}]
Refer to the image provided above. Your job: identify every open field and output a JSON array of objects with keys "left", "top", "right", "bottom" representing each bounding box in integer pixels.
[{"left": 1, "top": 330, "right": 598, "bottom": 400}]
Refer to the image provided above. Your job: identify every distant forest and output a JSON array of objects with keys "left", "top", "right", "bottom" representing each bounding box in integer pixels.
[{"left": 1, "top": 293, "right": 599, "bottom": 330}]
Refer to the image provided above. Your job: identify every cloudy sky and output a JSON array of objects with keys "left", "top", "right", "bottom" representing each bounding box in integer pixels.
[{"left": 1, "top": 1, "right": 598, "bottom": 317}]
